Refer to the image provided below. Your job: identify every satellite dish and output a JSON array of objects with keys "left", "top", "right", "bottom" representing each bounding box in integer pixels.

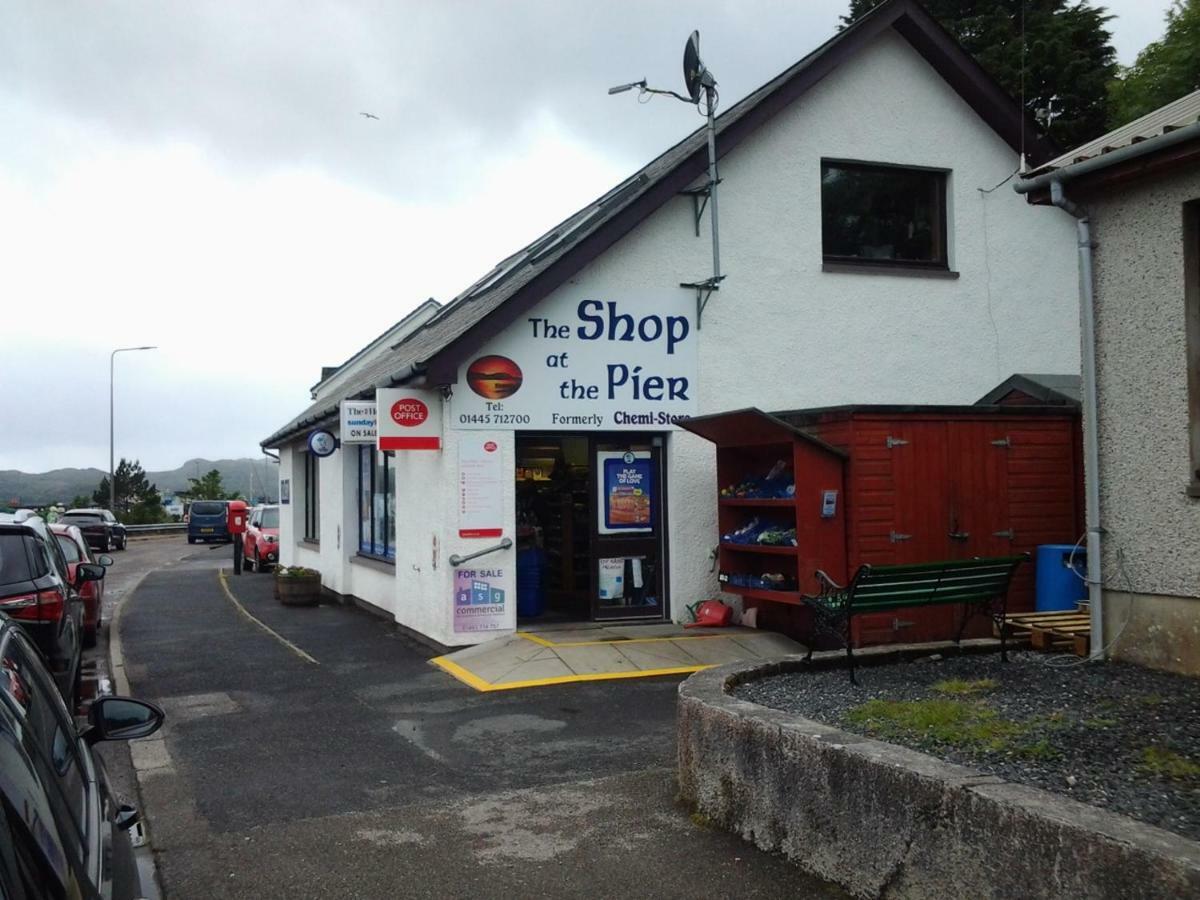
[{"left": 683, "top": 30, "right": 706, "bottom": 104}]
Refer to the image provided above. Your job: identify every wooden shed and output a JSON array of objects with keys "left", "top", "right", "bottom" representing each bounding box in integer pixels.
[{"left": 681, "top": 403, "right": 1083, "bottom": 647}]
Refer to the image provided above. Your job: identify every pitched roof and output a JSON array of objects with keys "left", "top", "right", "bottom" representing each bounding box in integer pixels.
[
  {"left": 263, "top": 0, "right": 1053, "bottom": 448},
  {"left": 975, "top": 373, "right": 1081, "bottom": 407}
]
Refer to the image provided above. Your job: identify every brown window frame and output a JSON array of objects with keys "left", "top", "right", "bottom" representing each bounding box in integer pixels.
[{"left": 1185, "top": 200, "right": 1200, "bottom": 497}]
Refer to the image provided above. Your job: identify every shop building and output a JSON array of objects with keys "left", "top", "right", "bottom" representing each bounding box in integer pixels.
[{"left": 263, "top": 0, "right": 1079, "bottom": 649}]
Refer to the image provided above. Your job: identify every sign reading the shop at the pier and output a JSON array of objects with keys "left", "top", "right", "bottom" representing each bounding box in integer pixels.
[
  {"left": 450, "top": 291, "right": 697, "bottom": 430},
  {"left": 453, "top": 568, "right": 507, "bottom": 633},
  {"left": 339, "top": 400, "right": 377, "bottom": 444},
  {"left": 376, "top": 388, "right": 441, "bottom": 451}
]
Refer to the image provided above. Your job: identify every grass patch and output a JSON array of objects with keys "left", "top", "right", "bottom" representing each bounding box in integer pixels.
[
  {"left": 846, "top": 698, "right": 1025, "bottom": 752},
  {"left": 933, "top": 678, "right": 998, "bottom": 696},
  {"left": 1140, "top": 746, "right": 1200, "bottom": 781},
  {"left": 1083, "top": 717, "right": 1118, "bottom": 728},
  {"left": 1139, "top": 694, "right": 1165, "bottom": 708},
  {"left": 1020, "top": 738, "right": 1061, "bottom": 761}
]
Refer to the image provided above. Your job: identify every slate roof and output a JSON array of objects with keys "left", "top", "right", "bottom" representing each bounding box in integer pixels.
[
  {"left": 975, "top": 373, "right": 1082, "bottom": 406},
  {"left": 262, "top": 0, "right": 1052, "bottom": 448}
]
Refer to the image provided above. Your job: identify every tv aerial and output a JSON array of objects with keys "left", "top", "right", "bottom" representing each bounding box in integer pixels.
[{"left": 609, "top": 30, "right": 725, "bottom": 327}]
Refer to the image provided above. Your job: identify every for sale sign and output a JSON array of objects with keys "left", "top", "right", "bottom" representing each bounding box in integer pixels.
[{"left": 376, "top": 388, "right": 441, "bottom": 451}]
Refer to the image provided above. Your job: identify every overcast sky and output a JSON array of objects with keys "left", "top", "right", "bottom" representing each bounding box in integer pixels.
[{"left": 0, "top": 0, "right": 1174, "bottom": 473}]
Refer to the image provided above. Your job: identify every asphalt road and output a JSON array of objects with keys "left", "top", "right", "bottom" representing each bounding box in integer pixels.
[{"left": 115, "top": 547, "right": 845, "bottom": 899}]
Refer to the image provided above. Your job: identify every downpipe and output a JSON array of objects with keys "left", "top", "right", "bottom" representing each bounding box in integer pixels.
[{"left": 1050, "top": 180, "right": 1105, "bottom": 659}]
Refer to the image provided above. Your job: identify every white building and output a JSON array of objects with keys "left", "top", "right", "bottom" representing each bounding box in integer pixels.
[{"left": 264, "top": 0, "right": 1079, "bottom": 650}]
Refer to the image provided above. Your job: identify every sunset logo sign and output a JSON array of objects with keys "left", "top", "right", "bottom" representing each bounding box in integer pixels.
[{"left": 466, "top": 355, "right": 523, "bottom": 399}]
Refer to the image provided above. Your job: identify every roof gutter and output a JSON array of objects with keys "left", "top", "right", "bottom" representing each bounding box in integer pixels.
[
  {"left": 1014, "top": 120, "right": 1200, "bottom": 194},
  {"left": 1047, "top": 179, "right": 1105, "bottom": 660}
]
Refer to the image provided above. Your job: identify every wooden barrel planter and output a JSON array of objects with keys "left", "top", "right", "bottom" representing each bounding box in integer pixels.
[{"left": 275, "top": 568, "right": 321, "bottom": 606}]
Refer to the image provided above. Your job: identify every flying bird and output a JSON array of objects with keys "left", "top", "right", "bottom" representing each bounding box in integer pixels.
[{"left": 360, "top": 112, "right": 379, "bottom": 120}]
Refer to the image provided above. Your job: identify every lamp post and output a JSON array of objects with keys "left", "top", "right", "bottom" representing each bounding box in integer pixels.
[{"left": 110, "top": 346, "right": 157, "bottom": 512}]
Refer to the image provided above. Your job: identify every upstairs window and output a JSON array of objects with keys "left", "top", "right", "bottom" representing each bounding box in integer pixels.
[{"left": 821, "top": 160, "right": 948, "bottom": 269}]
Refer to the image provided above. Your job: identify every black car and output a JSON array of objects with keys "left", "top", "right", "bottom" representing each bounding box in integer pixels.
[
  {"left": 60, "top": 509, "right": 127, "bottom": 552},
  {"left": 0, "top": 511, "right": 97, "bottom": 707},
  {"left": 0, "top": 617, "right": 165, "bottom": 900}
]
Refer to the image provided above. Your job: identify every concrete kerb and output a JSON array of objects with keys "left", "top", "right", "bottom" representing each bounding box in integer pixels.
[{"left": 677, "top": 648, "right": 1200, "bottom": 900}]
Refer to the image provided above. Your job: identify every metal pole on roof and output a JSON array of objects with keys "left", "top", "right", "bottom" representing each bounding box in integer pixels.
[
  {"left": 109, "top": 346, "right": 156, "bottom": 513},
  {"left": 704, "top": 82, "right": 721, "bottom": 286}
]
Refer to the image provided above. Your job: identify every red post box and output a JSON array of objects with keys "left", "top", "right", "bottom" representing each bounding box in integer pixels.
[{"left": 227, "top": 500, "right": 248, "bottom": 536}]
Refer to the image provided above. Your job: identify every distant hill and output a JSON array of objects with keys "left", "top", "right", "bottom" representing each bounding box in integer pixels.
[{"left": 0, "top": 458, "right": 279, "bottom": 507}]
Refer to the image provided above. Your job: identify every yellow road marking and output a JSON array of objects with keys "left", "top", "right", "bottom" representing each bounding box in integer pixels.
[
  {"left": 217, "top": 570, "right": 319, "bottom": 666},
  {"left": 429, "top": 655, "right": 708, "bottom": 692},
  {"left": 516, "top": 630, "right": 733, "bottom": 648}
]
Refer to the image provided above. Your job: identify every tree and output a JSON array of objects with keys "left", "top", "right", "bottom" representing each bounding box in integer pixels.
[
  {"left": 92, "top": 458, "right": 167, "bottom": 525},
  {"left": 1109, "top": 0, "right": 1200, "bottom": 127},
  {"left": 842, "top": 0, "right": 1118, "bottom": 150},
  {"left": 185, "top": 469, "right": 230, "bottom": 501},
  {"left": 69, "top": 494, "right": 91, "bottom": 510}
]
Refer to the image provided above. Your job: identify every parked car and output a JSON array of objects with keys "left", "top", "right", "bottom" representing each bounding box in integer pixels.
[
  {"left": 51, "top": 523, "right": 112, "bottom": 649},
  {"left": 187, "top": 499, "right": 229, "bottom": 544},
  {"left": 0, "top": 615, "right": 165, "bottom": 900},
  {"left": 60, "top": 508, "right": 127, "bottom": 552},
  {"left": 243, "top": 504, "right": 280, "bottom": 571},
  {"left": 0, "top": 510, "right": 99, "bottom": 707}
]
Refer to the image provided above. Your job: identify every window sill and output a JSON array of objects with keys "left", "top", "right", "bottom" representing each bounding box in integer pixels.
[
  {"left": 822, "top": 261, "right": 959, "bottom": 280},
  {"left": 299, "top": 538, "right": 320, "bottom": 548},
  {"left": 1187, "top": 481, "right": 1200, "bottom": 499},
  {"left": 352, "top": 554, "right": 395, "bottom": 573}
]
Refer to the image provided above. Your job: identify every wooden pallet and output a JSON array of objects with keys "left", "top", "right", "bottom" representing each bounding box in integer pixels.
[{"left": 1001, "top": 610, "right": 1091, "bottom": 657}]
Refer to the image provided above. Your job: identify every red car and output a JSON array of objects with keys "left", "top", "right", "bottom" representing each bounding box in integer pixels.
[
  {"left": 243, "top": 504, "right": 280, "bottom": 572},
  {"left": 51, "top": 523, "right": 111, "bottom": 648}
]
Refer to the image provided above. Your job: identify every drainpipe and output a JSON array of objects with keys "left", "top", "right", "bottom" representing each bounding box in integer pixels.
[{"left": 1049, "top": 180, "right": 1104, "bottom": 659}]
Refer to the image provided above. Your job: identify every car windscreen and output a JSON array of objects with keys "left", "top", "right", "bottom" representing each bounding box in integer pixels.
[
  {"left": 0, "top": 535, "right": 36, "bottom": 586},
  {"left": 261, "top": 508, "right": 279, "bottom": 528},
  {"left": 190, "top": 502, "right": 225, "bottom": 517},
  {"left": 60, "top": 514, "right": 102, "bottom": 525},
  {"left": 54, "top": 535, "right": 84, "bottom": 564}
]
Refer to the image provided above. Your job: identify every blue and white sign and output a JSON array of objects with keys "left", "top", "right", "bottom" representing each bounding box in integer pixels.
[
  {"left": 597, "top": 450, "right": 653, "bottom": 535},
  {"left": 307, "top": 429, "right": 338, "bottom": 457},
  {"left": 450, "top": 290, "right": 697, "bottom": 431},
  {"left": 339, "top": 400, "right": 377, "bottom": 444}
]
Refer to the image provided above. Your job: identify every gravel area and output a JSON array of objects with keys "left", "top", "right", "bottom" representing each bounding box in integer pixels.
[{"left": 734, "top": 652, "right": 1200, "bottom": 841}]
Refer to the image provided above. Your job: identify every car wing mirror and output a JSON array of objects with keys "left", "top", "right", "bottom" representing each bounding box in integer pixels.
[
  {"left": 96, "top": 554, "right": 114, "bottom": 567},
  {"left": 85, "top": 696, "right": 165, "bottom": 745},
  {"left": 74, "top": 562, "right": 106, "bottom": 588}
]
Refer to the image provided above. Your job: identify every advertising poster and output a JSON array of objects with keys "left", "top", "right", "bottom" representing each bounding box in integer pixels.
[
  {"left": 597, "top": 451, "right": 653, "bottom": 534},
  {"left": 340, "top": 400, "right": 378, "bottom": 443},
  {"left": 459, "top": 438, "right": 504, "bottom": 538},
  {"left": 279, "top": 478, "right": 290, "bottom": 505},
  {"left": 449, "top": 289, "right": 697, "bottom": 431},
  {"left": 453, "top": 567, "right": 507, "bottom": 633},
  {"left": 376, "top": 388, "right": 441, "bottom": 451}
]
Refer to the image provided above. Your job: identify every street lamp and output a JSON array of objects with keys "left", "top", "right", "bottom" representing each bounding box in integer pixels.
[{"left": 110, "top": 346, "right": 157, "bottom": 512}]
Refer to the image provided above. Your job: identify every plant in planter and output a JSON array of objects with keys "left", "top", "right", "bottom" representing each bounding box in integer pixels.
[{"left": 275, "top": 566, "right": 322, "bottom": 606}]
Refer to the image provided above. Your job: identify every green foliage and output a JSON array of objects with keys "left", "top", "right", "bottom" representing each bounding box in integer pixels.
[
  {"left": 933, "top": 677, "right": 999, "bottom": 695},
  {"left": 185, "top": 468, "right": 231, "bottom": 500},
  {"left": 1109, "top": 0, "right": 1200, "bottom": 127},
  {"left": 846, "top": 698, "right": 1026, "bottom": 751},
  {"left": 92, "top": 458, "right": 164, "bottom": 523},
  {"left": 1140, "top": 746, "right": 1200, "bottom": 780},
  {"left": 842, "top": 0, "right": 1118, "bottom": 149},
  {"left": 69, "top": 494, "right": 91, "bottom": 510},
  {"left": 276, "top": 566, "right": 320, "bottom": 579}
]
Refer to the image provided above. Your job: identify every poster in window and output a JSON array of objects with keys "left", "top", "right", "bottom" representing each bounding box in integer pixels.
[
  {"left": 280, "top": 478, "right": 290, "bottom": 505},
  {"left": 597, "top": 451, "right": 653, "bottom": 534},
  {"left": 453, "top": 567, "right": 507, "bottom": 633},
  {"left": 459, "top": 438, "right": 504, "bottom": 538}
]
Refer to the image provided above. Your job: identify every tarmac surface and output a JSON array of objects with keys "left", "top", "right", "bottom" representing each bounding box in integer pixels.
[{"left": 115, "top": 546, "right": 845, "bottom": 899}]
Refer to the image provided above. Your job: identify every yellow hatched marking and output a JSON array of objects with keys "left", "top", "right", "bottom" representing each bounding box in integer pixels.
[{"left": 430, "top": 655, "right": 708, "bottom": 692}]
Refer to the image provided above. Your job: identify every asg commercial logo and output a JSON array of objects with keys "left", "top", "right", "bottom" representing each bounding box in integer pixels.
[{"left": 391, "top": 397, "right": 430, "bottom": 427}]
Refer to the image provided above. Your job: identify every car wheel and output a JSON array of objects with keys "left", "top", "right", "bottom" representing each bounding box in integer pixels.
[
  {"left": 118, "top": 535, "right": 127, "bottom": 550},
  {"left": 255, "top": 549, "right": 263, "bottom": 573}
]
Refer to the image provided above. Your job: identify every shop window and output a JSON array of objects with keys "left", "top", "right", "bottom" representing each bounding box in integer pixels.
[
  {"left": 1186, "top": 200, "right": 1200, "bottom": 497},
  {"left": 303, "top": 452, "right": 320, "bottom": 542},
  {"left": 358, "top": 445, "right": 395, "bottom": 560},
  {"left": 821, "top": 160, "right": 948, "bottom": 269}
]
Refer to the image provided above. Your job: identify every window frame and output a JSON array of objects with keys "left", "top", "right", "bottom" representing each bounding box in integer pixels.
[
  {"left": 356, "top": 446, "right": 395, "bottom": 563},
  {"left": 820, "top": 158, "right": 950, "bottom": 272},
  {"left": 1185, "top": 199, "right": 1200, "bottom": 498},
  {"left": 302, "top": 453, "right": 320, "bottom": 543}
]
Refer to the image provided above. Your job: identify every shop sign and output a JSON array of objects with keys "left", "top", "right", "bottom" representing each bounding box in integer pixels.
[
  {"left": 450, "top": 291, "right": 696, "bottom": 431},
  {"left": 307, "top": 429, "right": 338, "bottom": 457},
  {"left": 339, "top": 400, "right": 377, "bottom": 443},
  {"left": 377, "top": 388, "right": 441, "bottom": 451},
  {"left": 597, "top": 450, "right": 653, "bottom": 534},
  {"left": 459, "top": 438, "right": 504, "bottom": 538},
  {"left": 453, "top": 568, "right": 507, "bottom": 633}
]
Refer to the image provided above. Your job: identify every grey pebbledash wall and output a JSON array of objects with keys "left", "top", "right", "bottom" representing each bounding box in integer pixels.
[
  {"left": 677, "top": 656, "right": 1200, "bottom": 900},
  {"left": 1088, "top": 169, "right": 1200, "bottom": 674}
]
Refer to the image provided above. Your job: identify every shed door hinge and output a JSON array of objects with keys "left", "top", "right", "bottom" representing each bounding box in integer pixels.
[
  {"left": 993, "top": 529, "right": 1015, "bottom": 540},
  {"left": 886, "top": 436, "right": 909, "bottom": 448},
  {"left": 890, "top": 531, "right": 913, "bottom": 543},
  {"left": 990, "top": 436, "right": 1012, "bottom": 448}
]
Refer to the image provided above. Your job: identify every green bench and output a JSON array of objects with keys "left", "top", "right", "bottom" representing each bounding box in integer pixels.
[{"left": 802, "top": 555, "right": 1029, "bottom": 682}]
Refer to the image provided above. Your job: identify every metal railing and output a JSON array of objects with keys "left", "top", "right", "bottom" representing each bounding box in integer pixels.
[{"left": 125, "top": 523, "right": 187, "bottom": 535}]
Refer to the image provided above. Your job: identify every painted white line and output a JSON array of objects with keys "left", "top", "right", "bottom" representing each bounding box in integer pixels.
[{"left": 217, "top": 570, "right": 320, "bottom": 666}]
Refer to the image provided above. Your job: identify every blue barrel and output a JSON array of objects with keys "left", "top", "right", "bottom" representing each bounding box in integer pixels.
[
  {"left": 516, "top": 548, "right": 545, "bottom": 618},
  {"left": 1035, "top": 544, "right": 1087, "bottom": 612}
]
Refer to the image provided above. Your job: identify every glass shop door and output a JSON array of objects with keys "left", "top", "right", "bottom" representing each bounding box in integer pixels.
[{"left": 590, "top": 437, "right": 667, "bottom": 621}]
